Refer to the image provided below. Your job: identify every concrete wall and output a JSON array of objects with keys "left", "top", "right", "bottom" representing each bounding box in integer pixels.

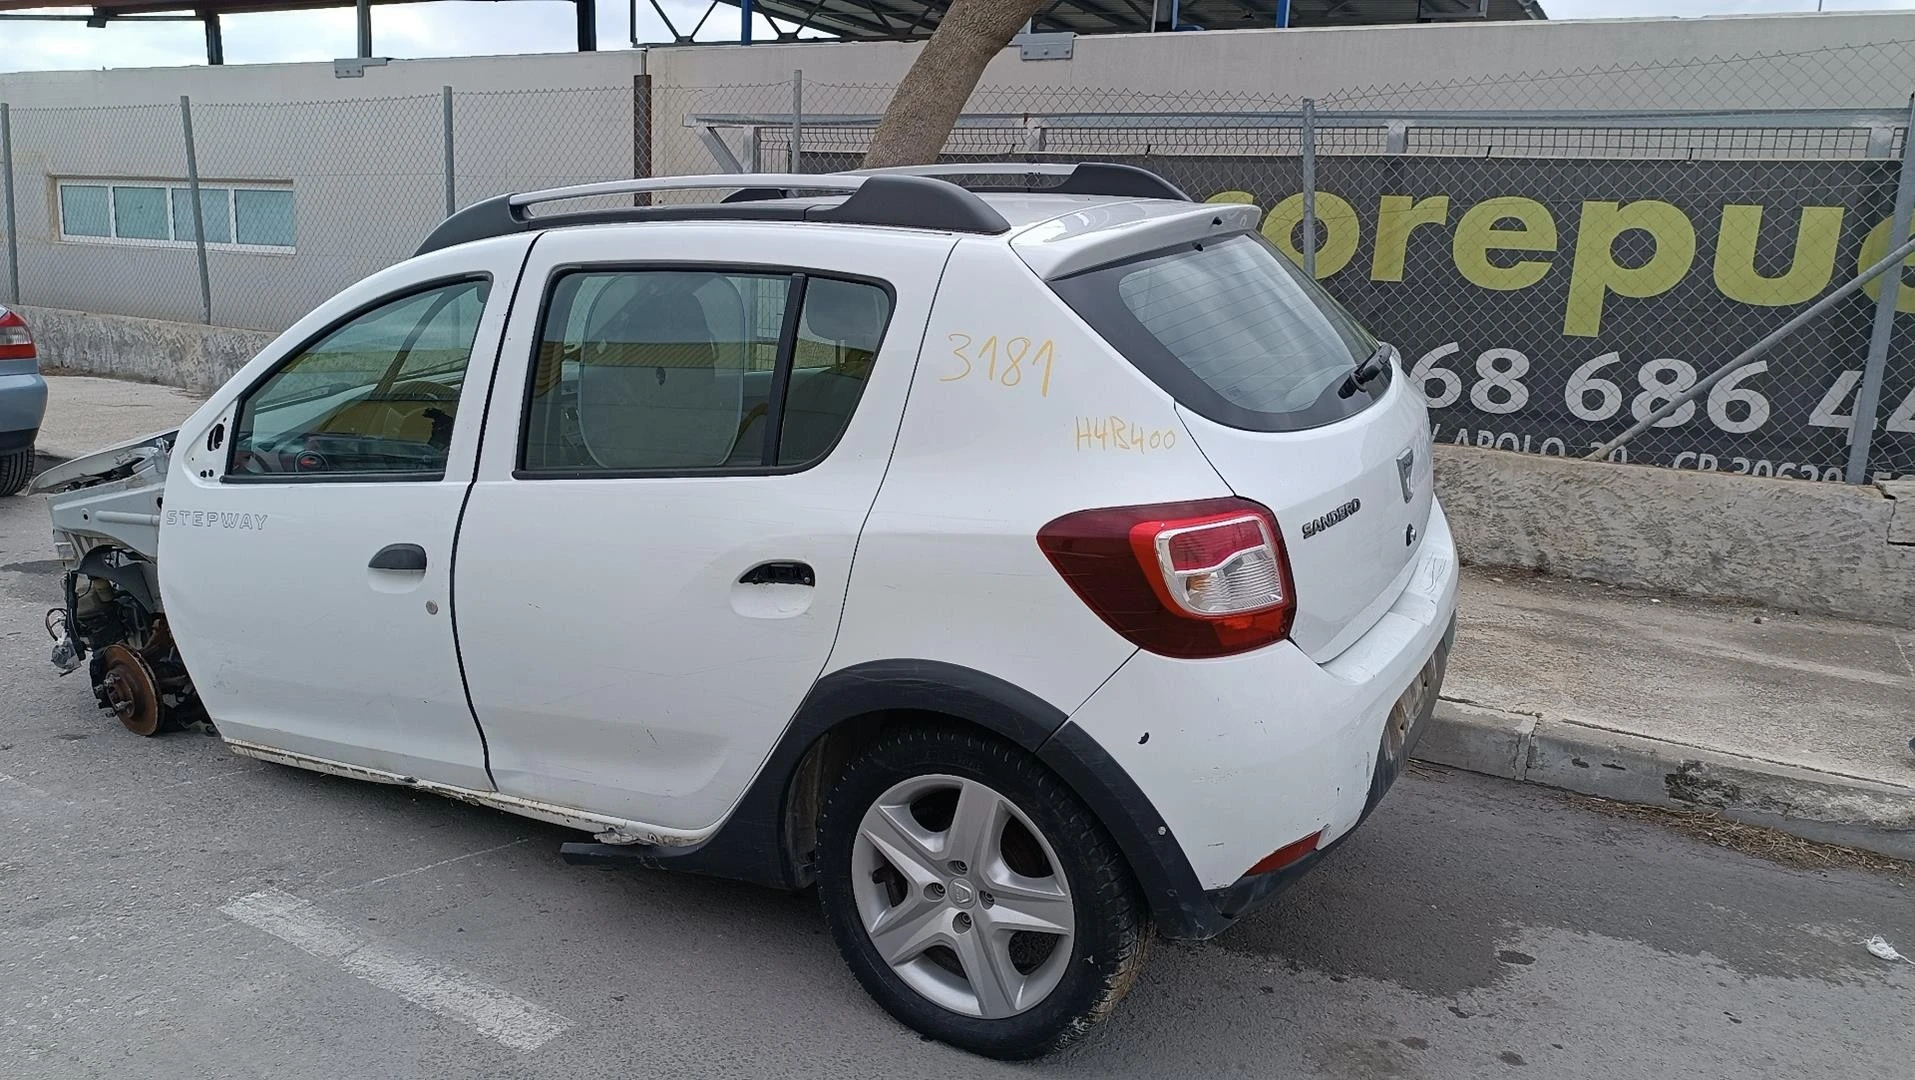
[
  {"left": 646, "top": 11, "right": 1915, "bottom": 103},
  {"left": 1434, "top": 444, "right": 1915, "bottom": 628},
  {"left": 0, "top": 52, "right": 643, "bottom": 332},
  {"left": 18, "top": 304, "right": 274, "bottom": 394},
  {"left": 646, "top": 12, "right": 1915, "bottom": 176},
  {"left": 0, "top": 49, "right": 645, "bottom": 107}
]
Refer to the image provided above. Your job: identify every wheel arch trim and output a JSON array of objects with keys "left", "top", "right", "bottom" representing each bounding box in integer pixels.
[{"left": 575, "top": 659, "right": 1227, "bottom": 939}]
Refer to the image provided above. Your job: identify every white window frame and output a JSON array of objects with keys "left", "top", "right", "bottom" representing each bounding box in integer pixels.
[{"left": 56, "top": 179, "right": 295, "bottom": 254}]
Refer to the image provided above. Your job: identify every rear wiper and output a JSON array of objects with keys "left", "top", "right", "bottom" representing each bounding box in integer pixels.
[{"left": 1340, "top": 343, "right": 1393, "bottom": 397}]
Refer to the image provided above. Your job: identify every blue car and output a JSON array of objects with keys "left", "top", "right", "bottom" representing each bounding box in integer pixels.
[{"left": 0, "top": 305, "right": 46, "bottom": 495}]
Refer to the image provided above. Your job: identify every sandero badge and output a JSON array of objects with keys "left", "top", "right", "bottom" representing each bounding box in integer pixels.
[{"left": 1300, "top": 498, "right": 1361, "bottom": 539}]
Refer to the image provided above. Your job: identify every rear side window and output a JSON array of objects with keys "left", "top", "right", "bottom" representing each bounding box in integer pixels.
[
  {"left": 1051, "top": 234, "right": 1387, "bottom": 432},
  {"left": 520, "top": 269, "right": 891, "bottom": 476}
]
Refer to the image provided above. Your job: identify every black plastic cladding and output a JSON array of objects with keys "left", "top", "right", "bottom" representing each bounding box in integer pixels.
[
  {"left": 412, "top": 164, "right": 1191, "bottom": 256},
  {"left": 556, "top": 658, "right": 1230, "bottom": 940}
]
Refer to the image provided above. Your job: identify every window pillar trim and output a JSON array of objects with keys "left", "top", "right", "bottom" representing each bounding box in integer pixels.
[{"left": 759, "top": 273, "right": 808, "bottom": 468}]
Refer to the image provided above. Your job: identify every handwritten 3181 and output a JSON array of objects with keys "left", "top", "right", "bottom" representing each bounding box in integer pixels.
[{"left": 942, "top": 333, "right": 1056, "bottom": 396}]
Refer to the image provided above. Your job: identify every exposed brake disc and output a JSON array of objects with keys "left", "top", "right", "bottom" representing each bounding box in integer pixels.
[{"left": 97, "top": 643, "right": 163, "bottom": 737}]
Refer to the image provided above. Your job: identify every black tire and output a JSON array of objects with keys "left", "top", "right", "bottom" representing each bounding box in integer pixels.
[
  {"left": 817, "top": 725, "right": 1151, "bottom": 1059},
  {"left": 0, "top": 447, "right": 32, "bottom": 497}
]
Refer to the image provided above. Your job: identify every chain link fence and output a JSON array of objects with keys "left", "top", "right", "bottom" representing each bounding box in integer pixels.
[
  {"left": 2, "top": 37, "right": 1912, "bottom": 480},
  {"left": 676, "top": 48, "right": 1915, "bottom": 483},
  {"left": 3, "top": 102, "right": 213, "bottom": 326},
  {"left": 0, "top": 84, "right": 638, "bottom": 334}
]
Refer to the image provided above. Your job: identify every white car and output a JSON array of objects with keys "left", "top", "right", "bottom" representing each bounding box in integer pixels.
[{"left": 40, "top": 163, "right": 1457, "bottom": 1059}]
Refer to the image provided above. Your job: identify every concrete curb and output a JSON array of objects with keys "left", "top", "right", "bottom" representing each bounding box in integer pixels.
[{"left": 1416, "top": 700, "right": 1915, "bottom": 862}]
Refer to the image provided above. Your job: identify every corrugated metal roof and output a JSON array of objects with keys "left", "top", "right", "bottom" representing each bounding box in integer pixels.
[
  {"left": 0, "top": 0, "right": 1544, "bottom": 34},
  {"left": 720, "top": 0, "right": 1543, "bottom": 42}
]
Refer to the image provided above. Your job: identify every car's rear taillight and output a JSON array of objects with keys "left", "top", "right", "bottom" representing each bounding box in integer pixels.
[
  {"left": 0, "top": 307, "right": 34, "bottom": 362},
  {"left": 1037, "top": 498, "right": 1296, "bottom": 659}
]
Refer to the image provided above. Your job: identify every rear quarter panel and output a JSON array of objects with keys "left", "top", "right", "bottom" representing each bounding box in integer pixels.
[{"left": 826, "top": 239, "right": 1232, "bottom": 715}]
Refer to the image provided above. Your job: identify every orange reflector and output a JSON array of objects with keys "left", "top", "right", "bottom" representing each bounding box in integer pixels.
[{"left": 1245, "top": 830, "right": 1323, "bottom": 877}]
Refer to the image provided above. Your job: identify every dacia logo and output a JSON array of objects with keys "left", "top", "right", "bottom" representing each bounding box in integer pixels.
[
  {"left": 1300, "top": 498, "right": 1360, "bottom": 539},
  {"left": 162, "top": 509, "right": 268, "bottom": 531}
]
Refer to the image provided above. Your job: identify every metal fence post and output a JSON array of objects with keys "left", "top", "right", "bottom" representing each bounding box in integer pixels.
[
  {"left": 1845, "top": 93, "right": 1915, "bottom": 484},
  {"left": 1, "top": 103, "right": 17, "bottom": 305},
  {"left": 1300, "top": 98, "right": 1318, "bottom": 279},
  {"left": 633, "top": 72, "right": 653, "bottom": 191},
  {"left": 179, "top": 96, "right": 212, "bottom": 326},
  {"left": 791, "top": 69, "right": 804, "bottom": 173},
  {"left": 442, "top": 86, "right": 456, "bottom": 218}
]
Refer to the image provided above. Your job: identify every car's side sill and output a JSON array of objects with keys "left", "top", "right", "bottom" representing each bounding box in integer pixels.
[{"left": 223, "top": 738, "right": 705, "bottom": 848}]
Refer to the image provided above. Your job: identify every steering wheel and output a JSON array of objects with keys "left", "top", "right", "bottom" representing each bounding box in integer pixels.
[{"left": 386, "top": 380, "right": 460, "bottom": 402}]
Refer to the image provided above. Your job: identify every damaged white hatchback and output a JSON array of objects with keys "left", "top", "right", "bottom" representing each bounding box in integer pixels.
[{"left": 37, "top": 164, "right": 1457, "bottom": 1059}]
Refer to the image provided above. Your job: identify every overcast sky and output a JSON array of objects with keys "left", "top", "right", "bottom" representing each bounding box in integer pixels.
[{"left": 2, "top": 0, "right": 1914, "bottom": 74}]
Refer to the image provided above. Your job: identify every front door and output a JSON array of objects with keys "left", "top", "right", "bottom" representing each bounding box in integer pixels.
[
  {"left": 162, "top": 249, "right": 521, "bottom": 790},
  {"left": 453, "top": 224, "right": 951, "bottom": 833}
]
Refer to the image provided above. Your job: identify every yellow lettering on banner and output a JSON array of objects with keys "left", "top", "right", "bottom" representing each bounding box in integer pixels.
[
  {"left": 1205, "top": 191, "right": 1257, "bottom": 206},
  {"left": 1261, "top": 192, "right": 1360, "bottom": 279},
  {"left": 1453, "top": 197, "right": 1557, "bottom": 292},
  {"left": 1564, "top": 200, "right": 1696, "bottom": 338},
  {"left": 1371, "top": 195, "right": 1451, "bottom": 282},
  {"left": 1713, "top": 205, "right": 1842, "bottom": 307},
  {"left": 1859, "top": 215, "right": 1915, "bottom": 314}
]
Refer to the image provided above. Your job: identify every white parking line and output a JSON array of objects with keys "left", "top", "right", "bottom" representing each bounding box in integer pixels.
[{"left": 220, "top": 888, "right": 572, "bottom": 1051}]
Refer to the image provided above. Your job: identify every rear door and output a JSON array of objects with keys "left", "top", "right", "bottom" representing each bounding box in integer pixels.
[
  {"left": 163, "top": 240, "right": 528, "bottom": 787},
  {"left": 1050, "top": 232, "right": 1432, "bottom": 661},
  {"left": 452, "top": 223, "right": 953, "bottom": 832}
]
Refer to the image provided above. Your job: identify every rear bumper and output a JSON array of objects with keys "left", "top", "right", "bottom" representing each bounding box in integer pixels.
[
  {"left": 1059, "top": 499, "right": 1460, "bottom": 939},
  {"left": 1203, "top": 615, "right": 1453, "bottom": 923},
  {"left": 0, "top": 370, "right": 49, "bottom": 448}
]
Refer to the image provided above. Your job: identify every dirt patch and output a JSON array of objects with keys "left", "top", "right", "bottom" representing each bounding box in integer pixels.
[{"left": 1568, "top": 792, "right": 1915, "bottom": 879}]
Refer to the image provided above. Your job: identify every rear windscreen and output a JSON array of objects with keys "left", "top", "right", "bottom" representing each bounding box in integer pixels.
[{"left": 1051, "top": 233, "right": 1389, "bottom": 432}]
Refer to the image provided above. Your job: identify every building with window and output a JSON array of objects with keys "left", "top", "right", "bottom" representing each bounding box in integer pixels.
[{"left": 57, "top": 180, "right": 294, "bottom": 252}]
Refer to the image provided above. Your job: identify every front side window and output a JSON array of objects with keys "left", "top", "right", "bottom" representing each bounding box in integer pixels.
[
  {"left": 229, "top": 278, "right": 489, "bottom": 480},
  {"left": 522, "top": 269, "right": 891, "bottom": 475}
]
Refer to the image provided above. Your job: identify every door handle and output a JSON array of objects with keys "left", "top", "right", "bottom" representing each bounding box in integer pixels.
[
  {"left": 369, "top": 543, "right": 429, "bottom": 572},
  {"left": 738, "top": 561, "right": 814, "bottom": 587}
]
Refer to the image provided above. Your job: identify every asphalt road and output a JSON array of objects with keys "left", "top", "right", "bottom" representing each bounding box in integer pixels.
[{"left": 2, "top": 486, "right": 1912, "bottom": 1079}]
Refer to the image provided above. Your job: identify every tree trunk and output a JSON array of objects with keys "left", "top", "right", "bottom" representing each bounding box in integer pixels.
[{"left": 862, "top": 0, "right": 1047, "bottom": 169}]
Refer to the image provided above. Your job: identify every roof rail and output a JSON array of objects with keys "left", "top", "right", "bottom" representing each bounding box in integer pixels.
[
  {"left": 505, "top": 173, "right": 854, "bottom": 207},
  {"left": 848, "top": 162, "right": 1191, "bottom": 202},
  {"left": 412, "top": 162, "right": 1190, "bottom": 257},
  {"left": 415, "top": 172, "right": 1013, "bottom": 256}
]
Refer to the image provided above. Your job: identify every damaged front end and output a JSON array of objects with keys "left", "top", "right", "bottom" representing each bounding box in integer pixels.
[{"left": 32, "top": 431, "right": 207, "bottom": 736}]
